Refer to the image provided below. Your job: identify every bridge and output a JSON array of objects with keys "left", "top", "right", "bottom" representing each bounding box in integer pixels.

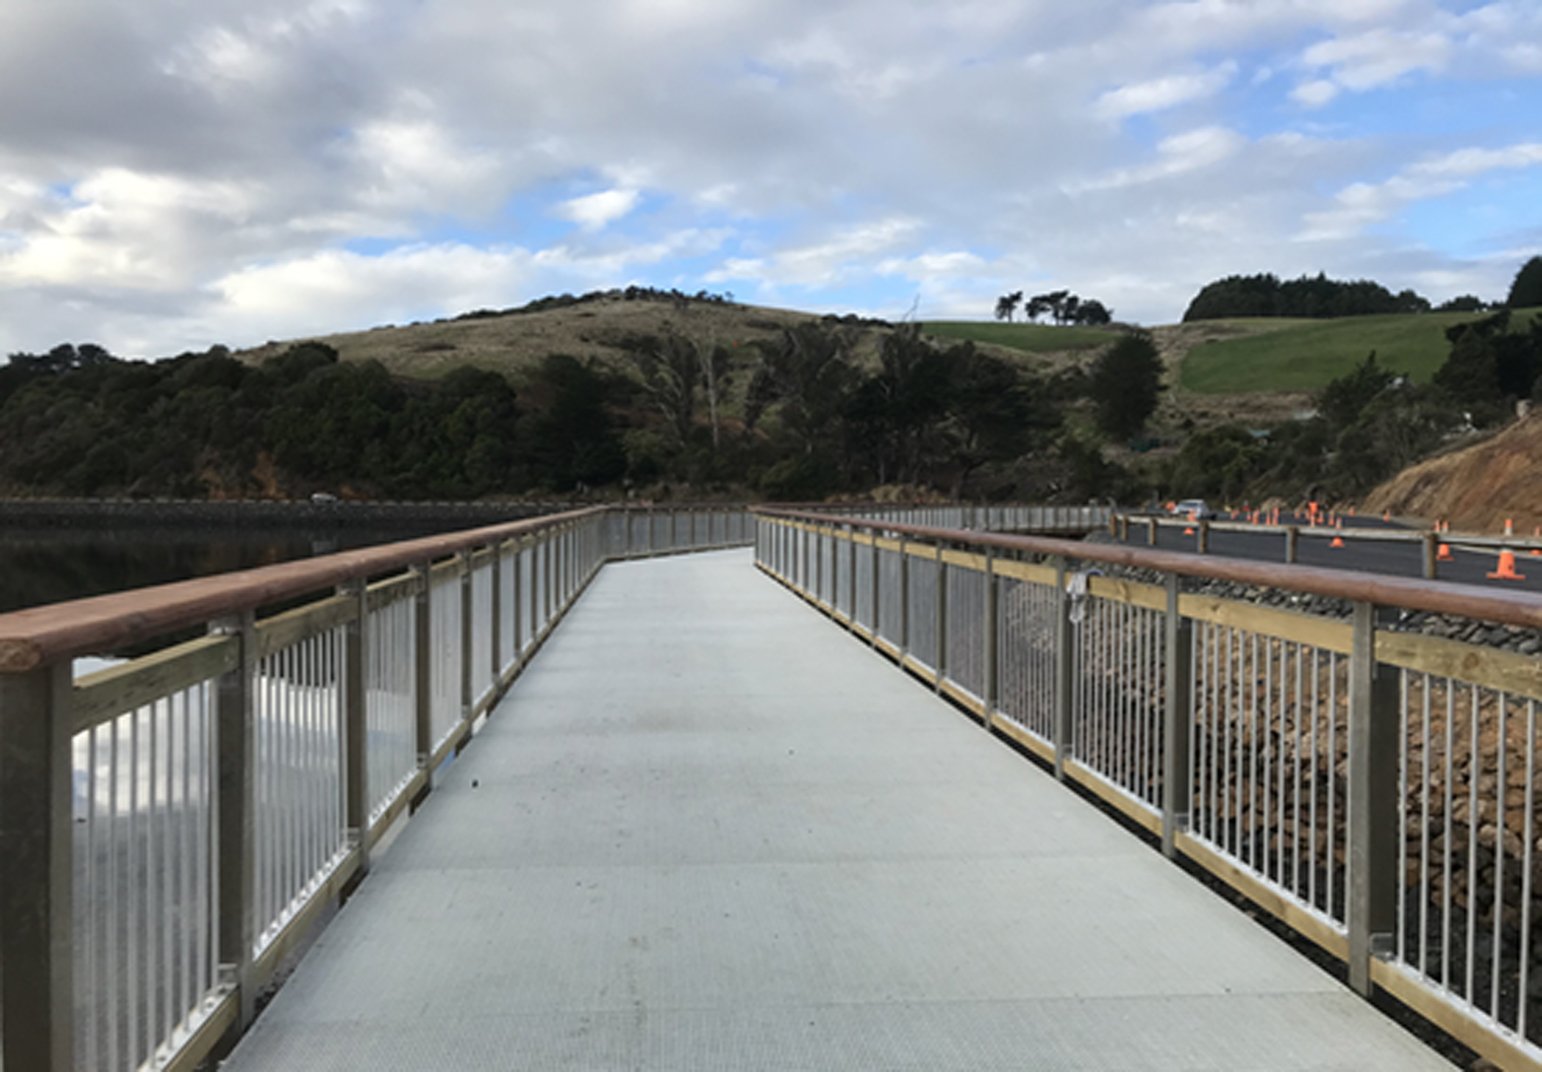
[{"left": 0, "top": 505, "right": 1538, "bottom": 1070}]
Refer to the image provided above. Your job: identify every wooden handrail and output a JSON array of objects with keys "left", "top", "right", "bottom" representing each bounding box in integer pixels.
[{"left": 753, "top": 507, "right": 1542, "bottom": 630}]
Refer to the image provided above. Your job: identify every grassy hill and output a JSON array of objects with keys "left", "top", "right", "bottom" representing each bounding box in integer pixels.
[
  {"left": 919, "top": 320, "right": 1118, "bottom": 355},
  {"left": 1178, "top": 309, "right": 1541, "bottom": 393}
]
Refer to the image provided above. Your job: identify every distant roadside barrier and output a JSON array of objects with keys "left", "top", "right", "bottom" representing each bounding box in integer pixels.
[{"left": 1113, "top": 510, "right": 1542, "bottom": 580}]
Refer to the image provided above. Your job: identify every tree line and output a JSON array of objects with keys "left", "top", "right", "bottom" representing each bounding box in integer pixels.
[
  {"left": 0, "top": 321, "right": 1162, "bottom": 504},
  {"left": 993, "top": 290, "right": 1112, "bottom": 326},
  {"left": 1182, "top": 257, "right": 1542, "bottom": 322}
]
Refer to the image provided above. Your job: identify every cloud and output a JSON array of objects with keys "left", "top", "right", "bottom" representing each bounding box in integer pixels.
[
  {"left": 1072, "top": 126, "right": 1245, "bottom": 192},
  {"left": 1093, "top": 63, "right": 1236, "bottom": 120},
  {"left": 1300, "top": 141, "right": 1542, "bottom": 240},
  {"left": 0, "top": 0, "right": 1536, "bottom": 354},
  {"left": 557, "top": 188, "right": 642, "bottom": 231}
]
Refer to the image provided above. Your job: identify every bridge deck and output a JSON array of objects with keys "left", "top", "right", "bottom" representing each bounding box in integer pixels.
[{"left": 224, "top": 548, "right": 1449, "bottom": 1070}]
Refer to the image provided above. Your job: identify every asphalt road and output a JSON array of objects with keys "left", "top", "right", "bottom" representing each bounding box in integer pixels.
[{"left": 1105, "top": 512, "right": 1542, "bottom": 595}]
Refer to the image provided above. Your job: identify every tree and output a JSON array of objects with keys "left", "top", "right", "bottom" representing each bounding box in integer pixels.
[
  {"left": 1437, "top": 295, "right": 1486, "bottom": 313},
  {"left": 994, "top": 291, "right": 1023, "bottom": 322},
  {"left": 1074, "top": 299, "right": 1112, "bottom": 325},
  {"left": 1316, "top": 351, "right": 1395, "bottom": 429},
  {"left": 1507, "top": 256, "right": 1542, "bottom": 309},
  {"left": 1087, "top": 332, "right": 1164, "bottom": 440}
]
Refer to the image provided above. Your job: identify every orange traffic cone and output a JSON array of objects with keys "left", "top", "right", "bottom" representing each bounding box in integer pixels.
[
  {"left": 1437, "top": 542, "right": 1454, "bottom": 562},
  {"left": 1504, "top": 518, "right": 1515, "bottom": 536},
  {"left": 1330, "top": 519, "right": 1344, "bottom": 549},
  {"left": 1488, "top": 550, "right": 1526, "bottom": 581},
  {"left": 1533, "top": 527, "right": 1541, "bottom": 557},
  {"left": 1382, "top": 510, "right": 1391, "bottom": 523}
]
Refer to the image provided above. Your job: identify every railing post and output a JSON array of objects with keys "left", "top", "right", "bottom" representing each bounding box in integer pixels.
[
  {"left": 1148, "top": 517, "right": 1158, "bottom": 546},
  {"left": 491, "top": 542, "right": 504, "bottom": 681},
  {"left": 898, "top": 535, "right": 910, "bottom": 660},
  {"left": 934, "top": 543, "right": 946, "bottom": 693},
  {"left": 1285, "top": 525, "right": 1299, "bottom": 564},
  {"left": 1347, "top": 600, "right": 1399, "bottom": 995},
  {"left": 211, "top": 610, "right": 258, "bottom": 1031},
  {"left": 982, "top": 547, "right": 998, "bottom": 728},
  {"left": 1197, "top": 520, "right": 1210, "bottom": 554},
  {"left": 459, "top": 551, "right": 473, "bottom": 723},
  {"left": 412, "top": 565, "right": 433, "bottom": 769},
  {"left": 1422, "top": 531, "right": 1438, "bottom": 579},
  {"left": 512, "top": 539, "right": 525, "bottom": 664},
  {"left": 1053, "top": 556, "right": 1073, "bottom": 781},
  {"left": 1161, "top": 574, "right": 1193, "bottom": 858},
  {"left": 0, "top": 660, "right": 75, "bottom": 1071},
  {"left": 847, "top": 525, "right": 857, "bottom": 629},
  {"left": 870, "top": 532, "right": 882, "bottom": 649},
  {"left": 341, "top": 582, "right": 369, "bottom": 876}
]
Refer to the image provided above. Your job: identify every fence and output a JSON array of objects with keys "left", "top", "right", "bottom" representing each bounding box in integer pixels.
[
  {"left": 755, "top": 507, "right": 1542, "bottom": 1071},
  {"left": 0, "top": 504, "right": 751, "bottom": 1072},
  {"left": 1115, "top": 511, "right": 1542, "bottom": 579}
]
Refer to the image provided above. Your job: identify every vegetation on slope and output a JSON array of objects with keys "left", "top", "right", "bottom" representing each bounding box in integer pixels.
[{"left": 1176, "top": 310, "right": 1541, "bottom": 393}]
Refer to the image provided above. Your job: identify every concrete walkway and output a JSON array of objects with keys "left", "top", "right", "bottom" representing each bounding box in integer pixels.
[{"left": 224, "top": 548, "right": 1451, "bottom": 1071}]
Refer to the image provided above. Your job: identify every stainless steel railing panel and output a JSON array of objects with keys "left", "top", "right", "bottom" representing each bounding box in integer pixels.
[
  {"left": 1390, "top": 667, "right": 1540, "bottom": 1049},
  {"left": 1071, "top": 595, "right": 1164, "bottom": 815},
  {"left": 1190, "top": 625, "right": 1349, "bottom": 934},
  {"left": 470, "top": 557, "right": 495, "bottom": 709},
  {"left": 877, "top": 545, "right": 904, "bottom": 647},
  {"left": 907, "top": 555, "right": 938, "bottom": 673},
  {"left": 72, "top": 686, "right": 221, "bottom": 1072},
  {"left": 498, "top": 544, "right": 517, "bottom": 675},
  {"left": 427, "top": 569, "right": 463, "bottom": 752},
  {"left": 944, "top": 563, "right": 985, "bottom": 701},
  {"left": 252, "top": 627, "right": 348, "bottom": 956},
  {"left": 365, "top": 593, "right": 417, "bottom": 825},
  {"left": 995, "top": 575, "right": 1058, "bottom": 745}
]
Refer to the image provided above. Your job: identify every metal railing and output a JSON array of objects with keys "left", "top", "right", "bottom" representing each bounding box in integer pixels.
[
  {"left": 755, "top": 507, "right": 1542, "bottom": 1071},
  {"left": 1114, "top": 510, "right": 1542, "bottom": 579},
  {"left": 0, "top": 504, "right": 751, "bottom": 1072}
]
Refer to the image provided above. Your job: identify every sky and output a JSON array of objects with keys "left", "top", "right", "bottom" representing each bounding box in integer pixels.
[{"left": 0, "top": 0, "right": 1539, "bottom": 359}]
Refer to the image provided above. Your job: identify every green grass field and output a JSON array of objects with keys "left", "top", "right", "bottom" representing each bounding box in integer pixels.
[
  {"left": 1178, "top": 309, "right": 1541, "bottom": 394},
  {"left": 920, "top": 320, "right": 1118, "bottom": 354}
]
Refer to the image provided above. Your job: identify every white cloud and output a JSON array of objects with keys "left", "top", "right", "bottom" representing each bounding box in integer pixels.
[
  {"left": 1290, "top": 79, "right": 1339, "bottom": 107},
  {"left": 1300, "top": 141, "right": 1542, "bottom": 240},
  {"left": 0, "top": 0, "right": 1536, "bottom": 354},
  {"left": 1093, "top": 63, "right": 1236, "bottom": 120},
  {"left": 1073, "top": 126, "right": 1245, "bottom": 191},
  {"left": 556, "top": 188, "right": 642, "bottom": 231}
]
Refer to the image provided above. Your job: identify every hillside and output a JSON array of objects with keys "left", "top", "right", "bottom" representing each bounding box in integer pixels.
[
  {"left": 240, "top": 296, "right": 1067, "bottom": 391},
  {"left": 1363, "top": 416, "right": 1542, "bottom": 533},
  {"left": 1178, "top": 309, "right": 1542, "bottom": 394}
]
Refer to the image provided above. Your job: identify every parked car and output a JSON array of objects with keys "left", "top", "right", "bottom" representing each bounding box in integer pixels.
[{"left": 1170, "top": 498, "right": 1214, "bottom": 520}]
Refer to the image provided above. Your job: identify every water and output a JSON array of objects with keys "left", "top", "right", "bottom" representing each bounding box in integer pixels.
[{"left": 0, "top": 522, "right": 451, "bottom": 615}]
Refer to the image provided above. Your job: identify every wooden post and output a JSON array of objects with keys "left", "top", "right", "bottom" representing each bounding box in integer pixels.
[
  {"left": 0, "top": 661, "right": 76, "bottom": 1070},
  {"left": 1347, "top": 601, "right": 1399, "bottom": 995},
  {"left": 1161, "top": 576, "right": 1192, "bottom": 858},
  {"left": 1053, "top": 556, "right": 1073, "bottom": 781}
]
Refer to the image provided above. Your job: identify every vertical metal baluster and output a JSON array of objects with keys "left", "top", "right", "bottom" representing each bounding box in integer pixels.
[
  {"left": 1398, "top": 673, "right": 1408, "bottom": 964},
  {"left": 1304, "top": 649, "right": 1315, "bottom": 906},
  {"left": 1519, "top": 699, "right": 1535, "bottom": 1039},
  {"left": 162, "top": 694, "right": 176, "bottom": 1047},
  {"left": 1250, "top": 633, "right": 1260, "bottom": 871},
  {"left": 1443, "top": 682, "right": 1455, "bottom": 990},
  {"left": 128, "top": 703, "right": 143, "bottom": 1067},
  {"left": 1327, "top": 653, "right": 1338, "bottom": 919},
  {"left": 1466, "top": 683, "right": 1480, "bottom": 1003},
  {"left": 83, "top": 723, "right": 99, "bottom": 1069},
  {"left": 1307, "top": 650, "right": 1319, "bottom": 906},
  {"left": 1491, "top": 691, "right": 1508, "bottom": 1017},
  {"left": 1419, "top": 673, "right": 1431, "bottom": 978}
]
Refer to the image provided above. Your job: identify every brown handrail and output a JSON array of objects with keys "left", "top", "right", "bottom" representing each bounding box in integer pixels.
[
  {"left": 754, "top": 506, "right": 1542, "bottom": 630},
  {"left": 0, "top": 506, "right": 607, "bottom": 673}
]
